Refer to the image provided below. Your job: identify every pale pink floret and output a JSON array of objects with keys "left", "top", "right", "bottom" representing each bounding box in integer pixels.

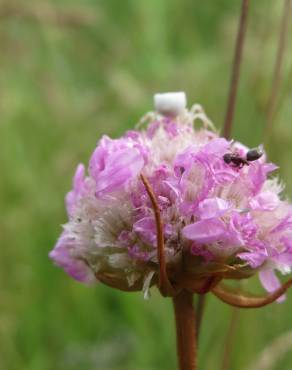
[
  {"left": 89, "top": 135, "right": 145, "bottom": 197},
  {"left": 49, "top": 232, "right": 96, "bottom": 284}
]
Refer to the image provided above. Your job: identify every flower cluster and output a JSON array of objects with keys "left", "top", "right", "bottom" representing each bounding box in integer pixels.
[{"left": 50, "top": 94, "right": 292, "bottom": 298}]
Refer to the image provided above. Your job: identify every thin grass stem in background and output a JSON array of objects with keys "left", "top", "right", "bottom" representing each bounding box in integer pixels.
[
  {"left": 195, "top": 295, "right": 206, "bottom": 342},
  {"left": 264, "top": 0, "right": 291, "bottom": 143},
  {"left": 220, "top": 307, "right": 240, "bottom": 370},
  {"left": 244, "top": 331, "right": 292, "bottom": 370},
  {"left": 222, "top": 0, "right": 250, "bottom": 140}
]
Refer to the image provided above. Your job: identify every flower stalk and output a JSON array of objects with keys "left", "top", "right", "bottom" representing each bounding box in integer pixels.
[{"left": 173, "top": 290, "right": 197, "bottom": 370}]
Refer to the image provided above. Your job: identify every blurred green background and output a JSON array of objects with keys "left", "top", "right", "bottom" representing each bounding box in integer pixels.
[{"left": 1, "top": 1, "right": 292, "bottom": 369}]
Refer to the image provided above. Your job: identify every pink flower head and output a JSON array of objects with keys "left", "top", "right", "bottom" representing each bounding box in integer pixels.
[{"left": 50, "top": 94, "right": 292, "bottom": 299}]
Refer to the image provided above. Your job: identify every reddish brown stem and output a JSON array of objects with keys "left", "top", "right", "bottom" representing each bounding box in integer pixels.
[
  {"left": 265, "top": 0, "right": 291, "bottom": 141},
  {"left": 140, "top": 174, "right": 174, "bottom": 296},
  {"left": 173, "top": 290, "right": 197, "bottom": 370},
  {"left": 223, "top": 0, "right": 250, "bottom": 140},
  {"left": 212, "top": 278, "right": 292, "bottom": 309}
]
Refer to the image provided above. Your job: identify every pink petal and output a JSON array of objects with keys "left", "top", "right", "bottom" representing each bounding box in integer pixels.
[
  {"left": 133, "top": 217, "right": 156, "bottom": 245},
  {"left": 250, "top": 191, "right": 279, "bottom": 211},
  {"left": 50, "top": 233, "right": 96, "bottom": 284},
  {"left": 198, "top": 197, "right": 230, "bottom": 219},
  {"left": 202, "top": 138, "right": 230, "bottom": 155},
  {"left": 183, "top": 219, "right": 226, "bottom": 244},
  {"left": 95, "top": 147, "right": 144, "bottom": 195},
  {"left": 259, "top": 269, "right": 286, "bottom": 303}
]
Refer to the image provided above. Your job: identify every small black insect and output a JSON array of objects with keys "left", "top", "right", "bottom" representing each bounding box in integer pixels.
[
  {"left": 223, "top": 147, "right": 263, "bottom": 169},
  {"left": 246, "top": 148, "right": 264, "bottom": 162},
  {"left": 223, "top": 152, "right": 249, "bottom": 168}
]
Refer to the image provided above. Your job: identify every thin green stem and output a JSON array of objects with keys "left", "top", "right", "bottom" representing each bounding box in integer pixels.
[
  {"left": 195, "top": 295, "right": 206, "bottom": 342},
  {"left": 220, "top": 307, "right": 240, "bottom": 370}
]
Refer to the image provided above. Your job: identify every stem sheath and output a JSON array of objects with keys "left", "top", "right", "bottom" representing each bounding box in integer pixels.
[{"left": 173, "top": 291, "right": 197, "bottom": 370}]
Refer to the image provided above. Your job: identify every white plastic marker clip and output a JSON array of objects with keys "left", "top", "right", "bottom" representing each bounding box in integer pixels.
[{"left": 154, "top": 92, "right": 187, "bottom": 117}]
